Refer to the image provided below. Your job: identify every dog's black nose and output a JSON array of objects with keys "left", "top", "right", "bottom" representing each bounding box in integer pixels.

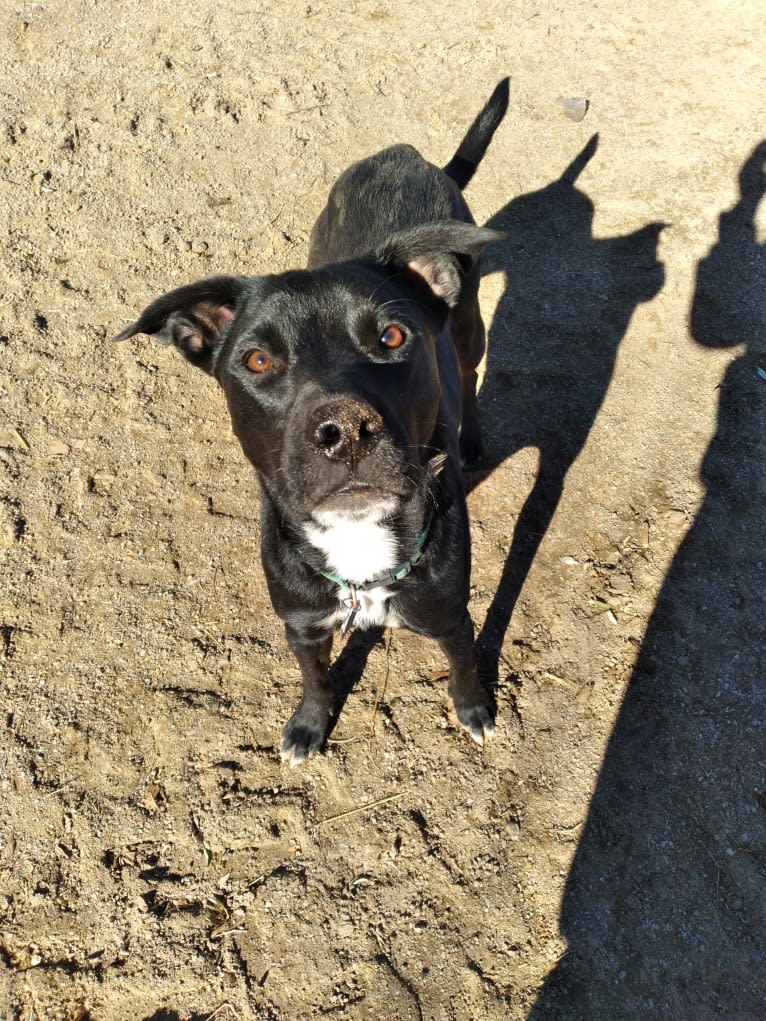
[{"left": 309, "top": 398, "right": 383, "bottom": 464}]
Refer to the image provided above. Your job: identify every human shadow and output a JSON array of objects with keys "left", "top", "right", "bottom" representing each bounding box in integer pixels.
[
  {"left": 473, "top": 135, "right": 666, "bottom": 682},
  {"left": 528, "top": 143, "right": 766, "bottom": 1018}
]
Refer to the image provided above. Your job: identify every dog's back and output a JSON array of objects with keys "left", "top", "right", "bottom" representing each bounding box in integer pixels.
[
  {"left": 308, "top": 78, "right": 510, "bottom": 268},
  {"left": 308, "top": 144, "right": 463, "bottom": 266}
]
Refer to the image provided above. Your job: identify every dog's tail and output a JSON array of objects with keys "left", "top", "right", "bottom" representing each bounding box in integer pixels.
[{"left": 442, "top": 77, "right": 510, "bottom": 190}]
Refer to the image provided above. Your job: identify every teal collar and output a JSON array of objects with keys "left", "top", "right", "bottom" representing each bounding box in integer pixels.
[{"left": 318, "top": 517, "right": 432, "bottom": 592}]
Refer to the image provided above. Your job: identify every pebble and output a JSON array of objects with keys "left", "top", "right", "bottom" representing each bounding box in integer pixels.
[{"left": 557, "top": 96, "right": 589, "bottom": 122}]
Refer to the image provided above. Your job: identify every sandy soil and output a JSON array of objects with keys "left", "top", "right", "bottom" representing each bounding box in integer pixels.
[{"left": 1, "top": 2, "right": 765, "bottom": 1018}]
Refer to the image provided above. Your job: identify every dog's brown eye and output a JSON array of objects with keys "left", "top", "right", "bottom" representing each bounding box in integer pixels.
[
  {"left": 380, "top": 325, "right": 405, "bottom": 349},
  {"left": 244, "top": 349, "right": 273, "bottom": 373}
]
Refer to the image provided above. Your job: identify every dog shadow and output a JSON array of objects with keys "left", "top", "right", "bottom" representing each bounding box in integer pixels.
[
  {"left": 527, "top": 142, "right": 766, "bottom": 1018},
  {"left": 329, "top": 626, "right": 384, "bottom": 716},
  {"left": 471, "top": 134, "right": 666, "bottom": 684}
]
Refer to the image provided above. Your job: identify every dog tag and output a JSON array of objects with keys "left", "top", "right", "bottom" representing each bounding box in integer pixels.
[{"left": 340, "top": 586, "right": 360, "bottom": 638}]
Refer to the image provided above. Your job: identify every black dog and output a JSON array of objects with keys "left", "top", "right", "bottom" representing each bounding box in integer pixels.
[{"left": 117, "top": 79, "right": 509, "bottom": 764}]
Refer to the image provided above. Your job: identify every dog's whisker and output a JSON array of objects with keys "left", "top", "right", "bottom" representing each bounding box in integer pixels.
[{"left": 369, "top": 296, "right": 423, "bottom": 314}]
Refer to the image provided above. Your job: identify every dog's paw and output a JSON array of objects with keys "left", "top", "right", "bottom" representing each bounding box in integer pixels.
[
  {"left": 459, "top": 409, "right": 484, "bottom": 470},
  {"left": 455, "top": 700, "right": 495, "bottom": 746},
  {"left": 280, "top": 710, "right": 326, "bottom": 767},
  {"left": 459, "top": 430, "right": 484, "bottom": 472}
]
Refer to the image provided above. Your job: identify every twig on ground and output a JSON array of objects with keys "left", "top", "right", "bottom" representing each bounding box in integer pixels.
[{"left": 318, "top": 791, "right": 407, "bottom": 827}]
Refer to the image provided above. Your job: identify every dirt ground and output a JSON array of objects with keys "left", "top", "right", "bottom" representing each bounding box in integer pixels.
[{"left": 1, "top": 2, "right": 765, "bottom": 1018}]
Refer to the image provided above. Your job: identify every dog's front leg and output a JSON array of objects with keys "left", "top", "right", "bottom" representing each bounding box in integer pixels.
[
  {"left": 437, "top": 611, "right": 495, "bottom": 745},
  {"left": 280, "top": 625, "right": 334, "bottom": 766}
]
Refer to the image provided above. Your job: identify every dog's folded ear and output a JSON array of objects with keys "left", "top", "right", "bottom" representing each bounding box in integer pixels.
[
  {"left": 114, "top": 275, "right": 248, "bottom": 374},
  {"left": 376, "top": 222, "right": 503, "bottom": 307}
]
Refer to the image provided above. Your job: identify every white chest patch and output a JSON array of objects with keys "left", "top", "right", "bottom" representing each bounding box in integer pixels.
[
  {"left": 304, "top": 517, "right": 403, "bottom": 631},
  {"left": 304, "top": 518, "right": 399, "bottom": 586}
]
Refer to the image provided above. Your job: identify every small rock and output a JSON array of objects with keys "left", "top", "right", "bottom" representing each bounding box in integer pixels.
[
  {"left": 46, "top": 438, "right": 70, "bottom": 457},
  {"left": 608, "top": 572, "right": 632, "bottom": 595},
  {"left": 90, "top": 471, "right": 117, "bottom": 495},
  {"left": 143, "top": 225, "right": 168, "bottom": 253},
  {"left": 663, "top": 509, "right": 688, "bottom": 528},
  {"left": 557, "top": 96, "right": 589, "bottom": 122}
]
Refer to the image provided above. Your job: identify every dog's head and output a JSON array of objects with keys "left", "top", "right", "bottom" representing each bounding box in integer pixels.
[{"left": 116, "top": 222, "right": 497, "bottom": 529}]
